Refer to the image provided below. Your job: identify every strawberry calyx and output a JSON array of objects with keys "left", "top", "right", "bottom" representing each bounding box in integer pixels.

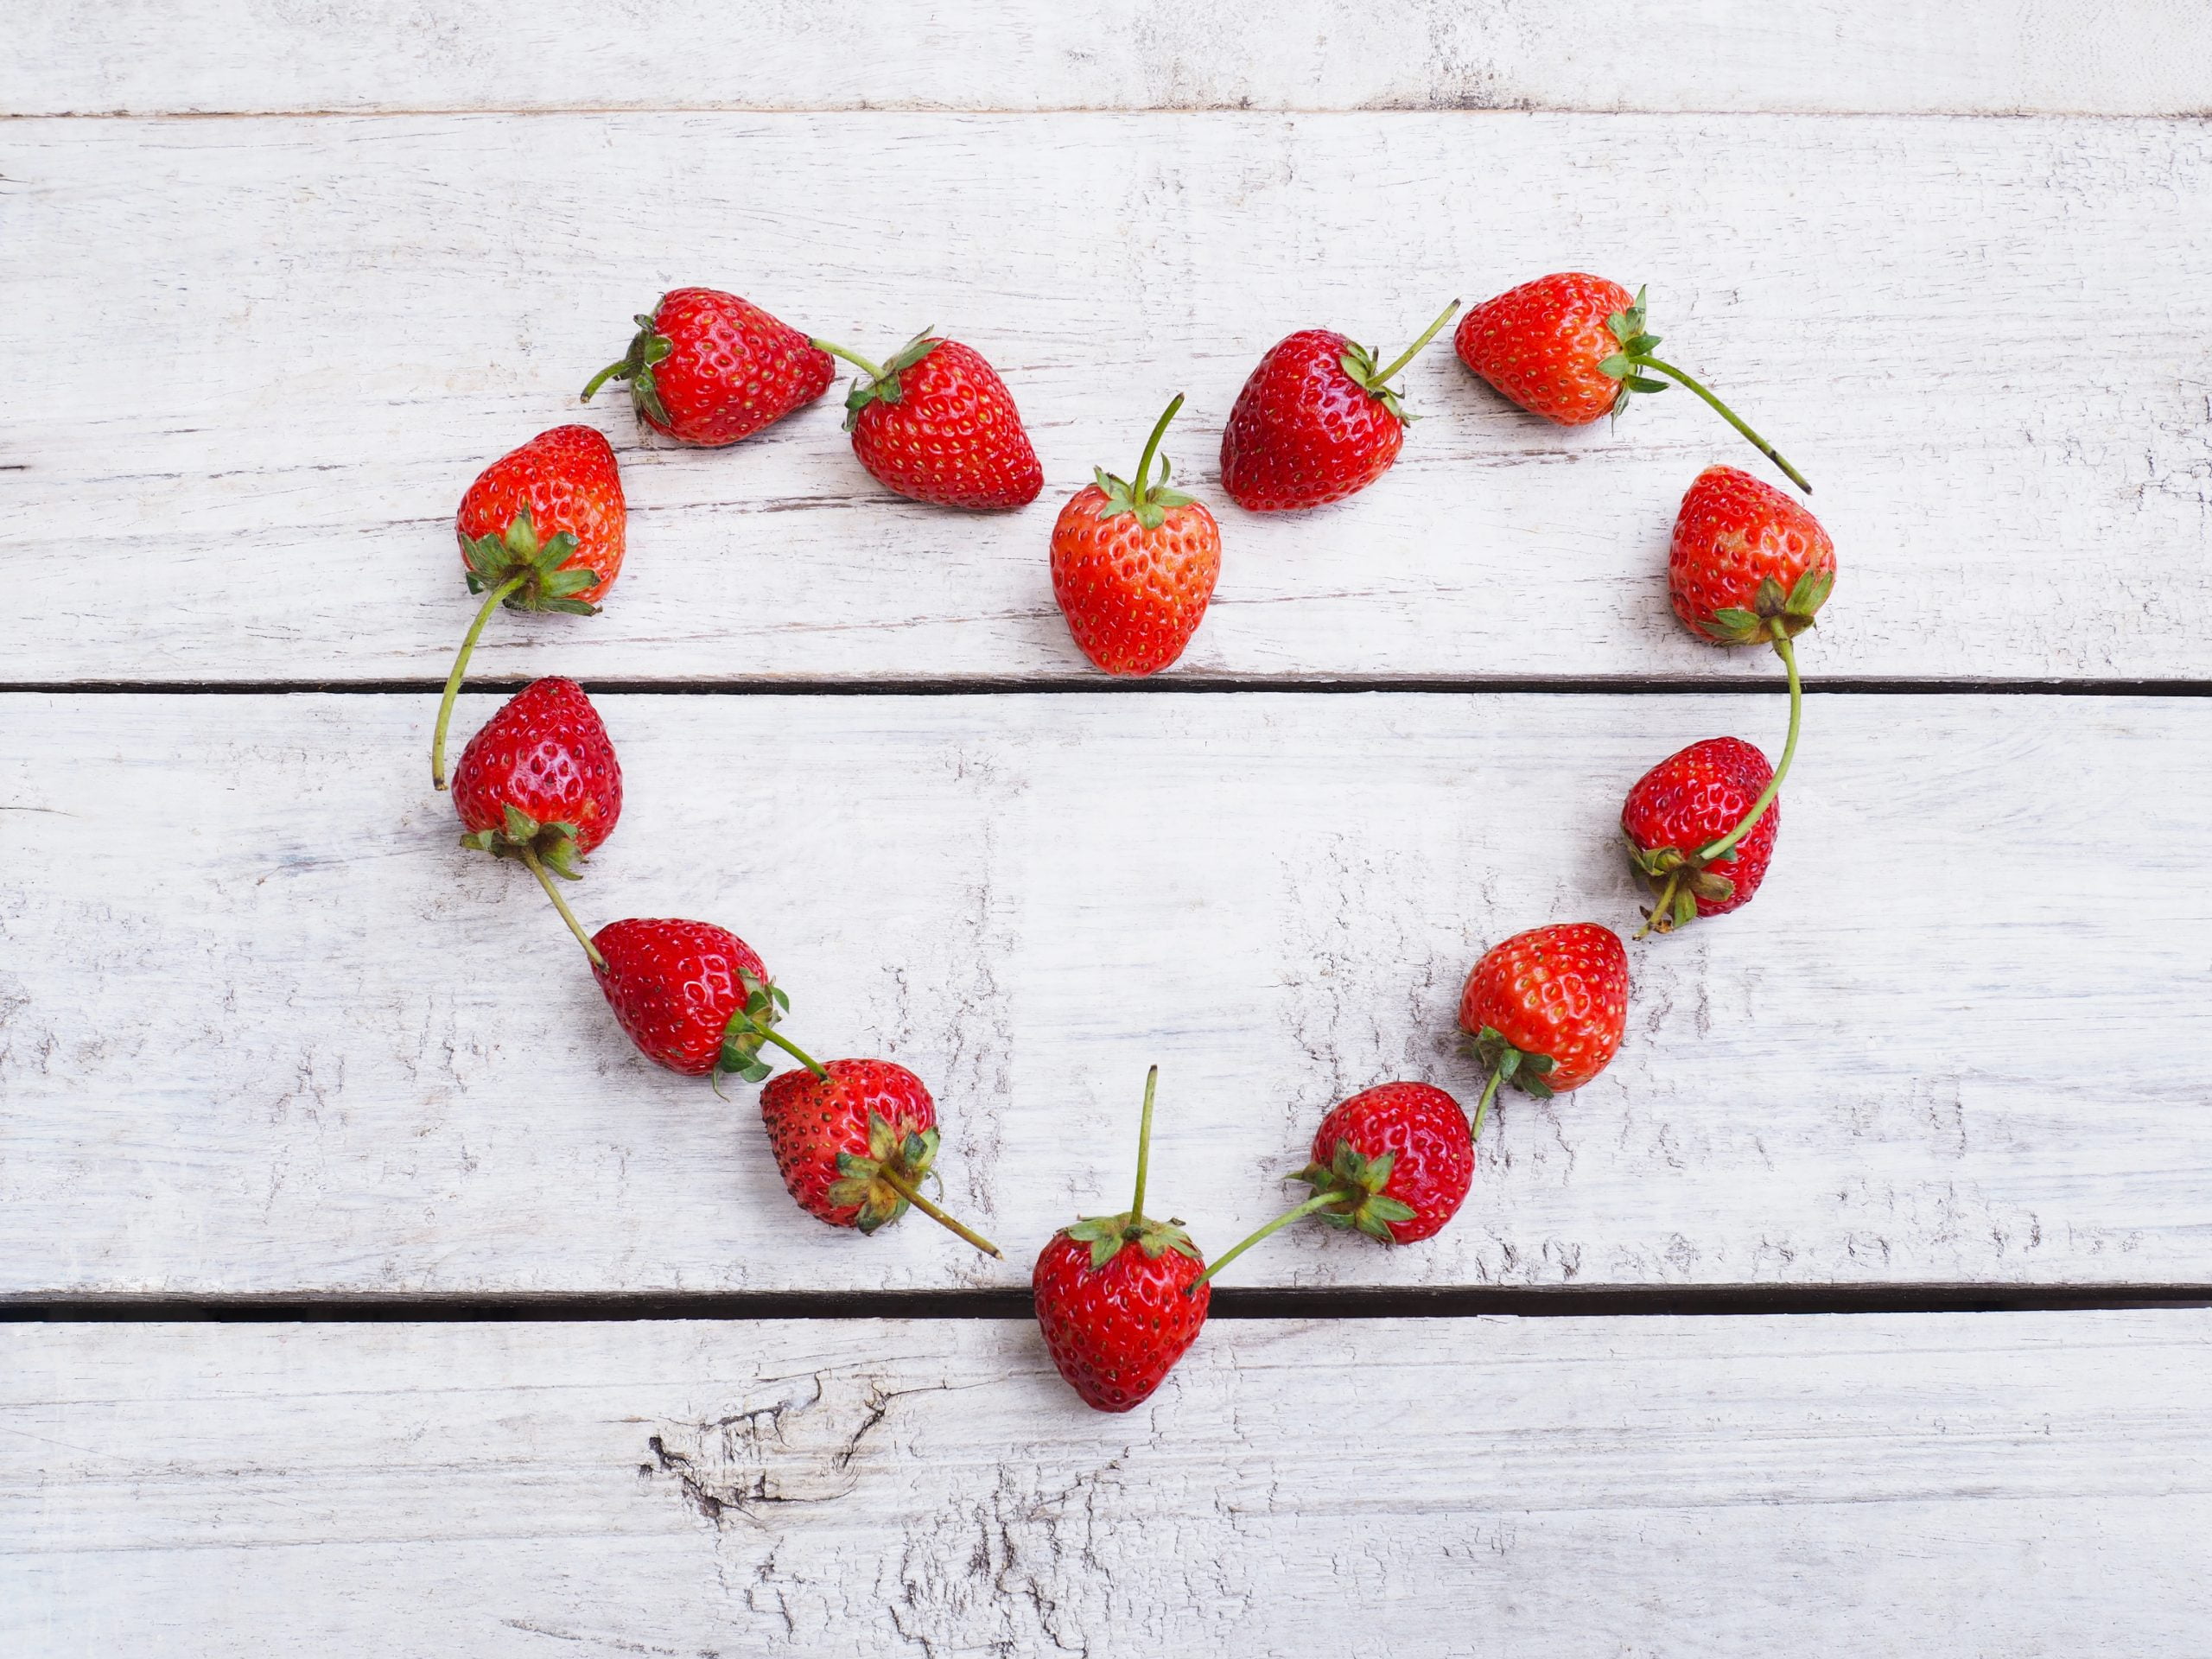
[
  {"left": 1597, "top": 285, "right": 1812, "bottom": 493},
  {"left": 715, "top": 969, "right": 820, "bottom": 1085},
  {"left": 1093, "top": 393, "right": 1195, "bottom": 531},
  {"left": 461, "top": 800, "right": 586, "bottom": 877},
  {"left": 1706, "top": 569, "right": 1833, "bottom": 645},
  {"left": 1339, "top": 298, "right": 1461, "bottom": 423},
  {"left": 823, "top": 1109, "right": 945, "bottom": 1234},
  {"left": 1292, "top": 1140, "right": 1420, "bottom": 1243},
  {"left": 811, "top": 330, "right": 943, "bottom": 432},
  {"left": 1629, "top": 839, "right": 1741, "bottom": 938},
  {"left": 580, "top": 308, "right": 678, "bottom": 428},
  {"left": 1466, "top": 1024, "right": 1559, "bottom": 1104}
]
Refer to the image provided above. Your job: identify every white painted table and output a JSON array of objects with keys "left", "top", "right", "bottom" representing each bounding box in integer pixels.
[{"left": 4, "top": 6, "right": 2209, "bottom": 1652}]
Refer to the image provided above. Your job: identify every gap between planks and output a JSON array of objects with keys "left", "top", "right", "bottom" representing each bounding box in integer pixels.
[{"left": 8, "top": 1284, "right": 2212, "bottom": 1322}]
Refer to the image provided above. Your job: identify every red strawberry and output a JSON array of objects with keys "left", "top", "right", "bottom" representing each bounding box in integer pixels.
[
  {"left": 1457, "top": 276, "right": 1810, "bottom": 493},
  {"left": 581, "top": 287, "right": 833, "bottom": 447},
  {"left": 1033, "top": 1066, "right": 1211, "bottom": 1413},
  {"left": 452, "top": 678, "right": 623, "bottom": 934},
  {"left": 1457, "top": 924, "right": 1630, "bottom": 1127},
  {"left": 1050, "top": 394, "right": 1221, "bottom": 676},
  {"left": 433, "top": 425, "right": 626, "bottom": 787},
  {"left": 588, "top": 917, "right": 778, "bottom": 1078},
  {"left": 758, "top": 1058, "right": 1001, "bottom": 1257},
  {"left": 1197, "top": 1081, "right": 1473, "bottom": 1287},
  {"left": 1622, "top": 736, "right": 1779, "bottom": 937},
  {"left": 1219, "top": 301, "right": 1459, "bottom": 512},
  {"left": 1669, "top": 466, "right": 1835, "bottom": 646},
  {"left": 811, "top": 331, "right": 1042, "bottom": 510}
]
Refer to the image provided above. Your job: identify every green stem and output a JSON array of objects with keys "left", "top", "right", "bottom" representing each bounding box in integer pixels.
[
  {"left": 1189, "top": 1192, "right": 1345, "bottom": 1291},
  {"left": 431, "top": 574, "right": 527, "bottom": 789},
  {"left": 1631, "top": 355, "right": 1811, "bottom": 494},
  {"left": 579, "top": 356, "right": 630, "bottom": 404},
  {"left": 1130, "top": 394, "right": 1184, "bottom": 505},
  {"left": 1698, "top": 629, "right": 1802, "bottom": 863},
  {"left": 1128, "top": 1065, "right": 1159, "bottom": 1230},
  {"left": 759, "top": 1027, "right": 830, "bottom": 1080},
  {"left": 1367, "top": 298, "right": 1462, "bottom": 387},
  {"left": 1634, "top": 868, "right": 1684, "bottom": 942},
  {"left": 876, "top": 1167, "right": 1003, "bottom": 1259},
  {"left": 809, "top": 338, "right": 887, "bottom": 383},
  {"left": 519, "top": 847, "right": 605, "bottom": 969},
  {"left": 1470, "top": 1062, "right": 1504, "bottom": 1144}
]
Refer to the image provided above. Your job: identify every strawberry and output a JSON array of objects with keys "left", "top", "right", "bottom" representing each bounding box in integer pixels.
[
  {"left": 1196, "top": 1081, "right": 1473, "bottom": 1287},
  {"left": 588, "top": 916, "right": 785, "bottom": 1078},
  {"left": 1456, "top": 276, "right": 1810, "bottom": 493},
  {"left": 1622, "top": 736, "right": 1779, "bottom": 937},
  {"left": 810, "top": 331, "right": 1042, "bottom": 510},
  {"left": 451, "top": 677, "right": 623, "bottom": 944},
  {"left": 1457, "top": 924, "right": 1630, "bottom": 1130},
  {"left": 1218, "top": 301, "right": 1459, "bottom": 512},
  {"left": 758, "top": 1058, "right": 1001, "bottom": 1257},
  {"left": 432, "top": 425, "right": 625, "bottom": 788},
  {"left": 1050, "top": 394, "right": 1221, "bottom": 676},
  {"left": 1033, "top": 1067, "right": 1211, "bottom": 1413},
  {"left": 580, "top": 287, "right": 833, "bottom": 447},
  {"left": 1663, "top": 465, "right": 1837, "bottom": 920}
]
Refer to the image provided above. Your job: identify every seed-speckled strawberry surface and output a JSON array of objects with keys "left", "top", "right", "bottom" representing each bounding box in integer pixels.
[
  {"left": 1455, "top": 273, "right": 1634, "bottom": 427},
  {"left": 849, "top": 339, "right": 1043, "bottom": 511},
  {"left": 452, "top": 677, "right": 623, "bottom": 855},
  {"left": 1458, "top": 923, "right": 1630, "bottom": 1093},
  {"left": 1623, "top": 737, "right": 1778, "bottom": 919},
  {"left": 455, "top": 424, "right": 625, "bottom": 604},
  {"left": 1670, "top": 466, "right": 1837, "bottom": 643},
  {"left": 1032, "top": 1230, "right": 1211, "bottom": 1413},
  {"left": 636, "top": 287, "right": 834, "bottom": 447},
  {"left": 1310, "top": 1082, "right": 1473, "bottom": 1244},
  {"left": 1219, "top": 329, "right": 1405, "bottom": 512},
  {"left": 1049, "top": 486, "right": 1221, "bottom": 675},
  {"left": 759, "top": 1059, "right": 938, "bottom": 1228},
  {"left": 591, "top": 918, "right": 768, "bottom": 1077}
]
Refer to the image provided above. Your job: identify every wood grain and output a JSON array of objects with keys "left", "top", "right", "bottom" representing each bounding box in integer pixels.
[
  {"left": 3, "top": 113, "right": 2208, "bottom": 686},
  {"left": 10, "top": 1, "right": 2212, "bottom": 115},
  {"left": 7, "top": 1312, "right": 2209, "bottom": 1654},
  {"left": 3, "top": 690, "right": 2204, "bottom": 1297}
]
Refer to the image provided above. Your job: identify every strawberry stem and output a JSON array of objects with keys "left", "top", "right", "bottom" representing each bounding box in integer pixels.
[
  {"left": 579, "top": 357, "right": 631, "bottom": 404},
  {"left": 1130, "top": 394, "right": 1184, "bottom": 507},
  {"left": 1471, "top": 1062, "right": 1504, "bottom": 1143},
  {"left": 759, "top": 1027, "right": 829, "bottom": 1080},
  {"left": 1367, "top": 298, "right": 1462, "bottom": 388},
  {"left": 431, "top": 573, "right": 528, "bottom": 788},
  {"left": 809, "top": 338, "right": 886, "bottom": 382},
  {"left": 875, "top": 1166, "right": 1003, "bottom": 1258},
  {"left": 1698, "top": 629, "right": 1802, "bottom": 864},
  {"left": 519, "top": 846, "right": 605, "bottom": 969},
  {"left": 1127, "top": 1064, "right": 1159, "bottom": 1231},
  {"left": 1189, "top": 1191, "right": 1345, "bottom": 1291},
  {"left": 1630, "top": 354, "right": 1810, "bottom": 494}
]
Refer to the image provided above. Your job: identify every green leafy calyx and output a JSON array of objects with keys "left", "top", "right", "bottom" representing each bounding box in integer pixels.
[
  {"left": 1339, "top": 298, "right": 1460, "bottom": 424},
  {"left": 580, "top": 307, "right": 677, "bottom": 427},
  {"left": 1063, "top": 1211, "right": 1203, "bottom": 1271},
  {"left": 715, "top": 969, "right": 794, "bottom": 1084},
  {"left": 458, "top": 800, "right": 587, "bottom": 875},
  {"left": 833, "top": 330, "right": 943, "bottom": 431},
  {"left": 1094, "top": 393, "right": 1194, "bottom": 530},
  {"left": 1465, "top": 1023, "right": 1559, "bottom": 1101},
  {"left": 1292, "top": 1140, "right": 1420, "bottom": 1243},
  {"left": 1707, "top": 568, "right": 1833, "bottom": 645},
  {"left": 461, "top": 507, "right": 600, "bottom": 616},
  {"left": 824, "top": 1110, "right": 941, "bottom": 1234},
  {"left": 1598, "top": 284, "right": 1671, "bottom": 416}
]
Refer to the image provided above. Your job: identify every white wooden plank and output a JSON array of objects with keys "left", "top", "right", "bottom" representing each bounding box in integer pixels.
[
  {"left": 10, "top": 1, "right": 2212, "bottom": 116},
  {"left": 5, "top": 1313, "right": 2209, "bottom": 1655},
  {"left": 2, "top": 690, "right": 2204, "bottom": 1296},
  {"left": 3, "top": 112, "right": 2207, "bottom": 685}
]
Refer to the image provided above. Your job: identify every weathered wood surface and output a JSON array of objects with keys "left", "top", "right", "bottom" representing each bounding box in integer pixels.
[
  {"left": 10, "top": 1, "right": 2212, "bottom": 116},
  {"left": 4, "top": 113, "right": 2208, "bottom": 686},
  {"left": 7, "top": 1312, "right": 2209, "bottom": 1655},
  {"left": 3, "top": 690, "right": 2204, "bottom": 1296}
]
